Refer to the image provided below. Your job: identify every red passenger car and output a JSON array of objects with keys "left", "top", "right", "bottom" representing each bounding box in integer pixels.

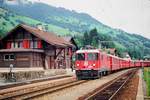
[
  {"left": 75, "top": 49, "right": 150, "bottom": 79},
  {"left": 142, "top": 60, "right": 150, "bottom": 67}
]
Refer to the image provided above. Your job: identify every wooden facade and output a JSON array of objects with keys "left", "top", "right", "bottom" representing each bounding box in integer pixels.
[
  {"left": 0, "top": 24, "right": 73, "bottom": 69},
  {"left": 0, "top": 52, "right": 44, "bottom": 68}
]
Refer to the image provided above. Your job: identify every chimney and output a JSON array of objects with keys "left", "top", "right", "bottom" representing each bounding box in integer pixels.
[{"left": 37, "top": 24, "right": 45, "bottom": 31}]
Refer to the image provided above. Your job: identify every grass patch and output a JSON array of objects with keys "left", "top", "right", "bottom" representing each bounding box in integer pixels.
[{"left": 143, "top": 67, "right": 150, "bottom": 96}]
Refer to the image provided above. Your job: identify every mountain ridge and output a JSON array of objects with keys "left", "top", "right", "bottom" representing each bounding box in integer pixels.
[{"left": 0, "top": 2, "right": 150, "bottom": 59}]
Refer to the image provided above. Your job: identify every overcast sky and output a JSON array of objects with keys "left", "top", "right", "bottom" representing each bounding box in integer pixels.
[{"left": 32, "top": 0, "right": 150, "bottom": 39}]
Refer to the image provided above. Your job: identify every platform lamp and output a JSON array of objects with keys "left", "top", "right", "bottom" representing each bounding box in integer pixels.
[
  {"left": 8, "top": 64, "right": 16, "bottom": 82},
  {"left": 9, "top": 64, "right": 13, "bottom": 73}
]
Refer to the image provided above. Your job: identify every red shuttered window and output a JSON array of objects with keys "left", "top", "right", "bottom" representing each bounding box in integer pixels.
[
  {"left": 37, "top": 40, "right": 42, "bottom": 48},
  {"left": 26, "top": 40, "right": 30, "bottom": 48},
  {"left": 23, "top": 40, "right": 30, "bottom": 48},
  {"left": 23, "top": 40, "right": 27, "bottom": 48},
  {"left": 6, "top": 42, "right": 11, "bottom": 49}
]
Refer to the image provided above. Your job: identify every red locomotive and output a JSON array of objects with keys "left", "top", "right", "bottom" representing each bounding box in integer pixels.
[{"left": 75, "top": 49, "right": 150, "bottom": 79}]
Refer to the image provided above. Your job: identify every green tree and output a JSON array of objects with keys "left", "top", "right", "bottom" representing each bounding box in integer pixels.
[
  {"left": 89, "top": 28, "right": 99, "bottom": 47},
  {"left": 83, "top": 31, "right": 90, "bottom": 45}
]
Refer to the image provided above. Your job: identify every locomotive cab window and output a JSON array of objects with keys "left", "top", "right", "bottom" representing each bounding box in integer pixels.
[
  {"left": 87, "top": 53, "right": 98, "bottom": 60},
  {"left": 76, "top": 53, "right": 85, "bottom": 60}
]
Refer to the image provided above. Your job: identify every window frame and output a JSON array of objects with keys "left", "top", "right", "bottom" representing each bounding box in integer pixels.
[
  {"left": 76, "top": 53, "right": 85, "bottom": 61},
  {"left": 87, "top": 53, "right": 98, "bottom": 61},
  {"left": 4, "top": 54, "right": 15, "bottom": 61},
  {"left": 9, "top": 54, "right": 15, "bottom": 61},
  {"left": 4, "top": 54, "right": 9, "bottom": 61}
]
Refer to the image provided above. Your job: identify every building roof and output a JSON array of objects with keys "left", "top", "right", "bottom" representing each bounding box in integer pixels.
[{"left": 2, "top": 24, "right": 73, "bottom": 48}]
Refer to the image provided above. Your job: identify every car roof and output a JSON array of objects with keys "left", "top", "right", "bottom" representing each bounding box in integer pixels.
[{"left": 76, "top": 49, "right": 100, "bottom": 53}]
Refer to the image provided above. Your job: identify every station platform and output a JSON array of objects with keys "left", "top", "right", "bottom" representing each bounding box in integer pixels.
[
  {"left": 0, "top": 68, "right": 75, "bottom": 85},
  {"left": 136, "top": 69, "right": 144, "bottom": 100}
]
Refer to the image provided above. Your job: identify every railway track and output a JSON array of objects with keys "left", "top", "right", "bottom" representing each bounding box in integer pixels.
[
  {"left": 0, "top": 75, "right": 72, "bottom": 90},
  {"left": 80, "top": 68, "right": 137, "bottom": 100},
  {"left": 0, "top": 77, "right": 88, "bottom": 100}
]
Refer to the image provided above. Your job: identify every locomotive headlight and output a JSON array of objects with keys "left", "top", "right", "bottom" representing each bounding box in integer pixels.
[
  {"left": 93, "top": 64, "right": 96, "bottom": 66},
  {"left": 77, "top": 64, "right": 79, "bottom": 66}
]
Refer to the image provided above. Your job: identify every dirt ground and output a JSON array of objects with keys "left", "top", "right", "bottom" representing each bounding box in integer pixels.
[{"left": 113, "top": 72, "right": 139, "bottom": 100}]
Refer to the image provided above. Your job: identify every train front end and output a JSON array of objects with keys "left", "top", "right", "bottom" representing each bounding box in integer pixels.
[{"left": 75, "top": 50, "right": 100, "bottom": 79}]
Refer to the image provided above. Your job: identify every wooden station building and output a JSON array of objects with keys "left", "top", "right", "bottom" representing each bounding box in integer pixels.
[{"left": 0, "top": 24, "right": 74, "bottom": 70}]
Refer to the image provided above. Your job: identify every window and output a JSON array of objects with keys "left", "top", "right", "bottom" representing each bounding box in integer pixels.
[
  {"left": 4, "top": 54, "right": 15, "bottom": 61},
  {"left": 10, "top": 55, "right": 15, "bottom": 60},
  {"left": 11, "top": 42, "right": 14, "bottom": 48},
  {"left": 33, "top": 41, "right": 38, "bottom": 48},
  {"left": 37, "top": 40, "right": 42, "bottom": 48},
  {"left": 4, "top": 55, "right": 9, "bottom": 61},
  {"left": 18, "top": 41, "right": 23, "bottom": 48},
  {"left": 76, "top": 53, "right": 85, "bottom": 61},
  {"left": 30, "top": 41, "right": 33, "bottom": 48},
  {"left": 23, "top": 40, "right": 30, "bottom": 48},
  {"left": 16, "top": 33, "right": 23, "bottom": 39},
  {"left": 24, "top": 33, "right": 31, "bottom": 39},
  {"left": 6, "top": 42, "right": 11, "bottom": 49},
  {"left": 14, "top": 42, "right": 18, "bottom": 48},
  {"left": 87, "top": 53, "right": 98, "bottom": 60}
]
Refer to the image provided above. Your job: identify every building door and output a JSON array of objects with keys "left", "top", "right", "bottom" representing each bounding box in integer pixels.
[{"left": 49, "top": 56, "right": 55, "bottom": 69}]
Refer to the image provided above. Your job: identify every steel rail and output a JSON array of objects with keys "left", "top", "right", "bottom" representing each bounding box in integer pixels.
[
  {"left": 17, "top": 80, "right": 88, "bottom": 100},
  {"left": 0, "top": 79, "right": 88, "bottom": 100},
  {"left": 84, "top": 69, "right": 137, "bottom": 100},
  {"left": 0, "top": 75, "right": 72, "bottom": 90},
  {"left": 108, "top": 69, "right": 136, "bottom": 100}
]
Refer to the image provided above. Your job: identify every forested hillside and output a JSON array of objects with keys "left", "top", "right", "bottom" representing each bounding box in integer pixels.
[
  {"left": 0, "top": 7, "right": 78, "bottom": 37},
  {"left": 0, "top": 1, "right": 150, "bottom": 59}
]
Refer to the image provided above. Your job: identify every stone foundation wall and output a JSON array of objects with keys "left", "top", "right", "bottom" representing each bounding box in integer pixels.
[
  {"left": 0, "top": 70, "right": 45, "bottom": 82},
  {"left": 44, "top": 69, "right": 67, "bottom": 76},
  {"left": 0, "top": 69, "right": 68, "bottom": 83}
]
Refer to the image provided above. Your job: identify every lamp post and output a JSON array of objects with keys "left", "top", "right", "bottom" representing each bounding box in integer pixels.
[
  {"left": 7, "top": 64, "right": 16, "bottom": 82},
  {"left": 9, "top": 64, "right": 13, "bottom": 73}
]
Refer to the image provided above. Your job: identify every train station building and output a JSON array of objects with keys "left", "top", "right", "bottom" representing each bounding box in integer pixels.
[{"left": 0, "top": 24, "right": 76, "bottom": 80}]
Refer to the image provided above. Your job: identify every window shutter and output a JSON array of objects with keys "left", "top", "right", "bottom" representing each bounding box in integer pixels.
[
  {"left": 6, "top": 42, "right": 11, "bottom": 49},
  {"left": 37, "top": 40, "right": 42, "bottom": 48},
  {"left": 26, "top": 40, "right": 30, "bottom": 48},
  {"left": 23, "top": 40, "right": 26, "bottom": 48}
]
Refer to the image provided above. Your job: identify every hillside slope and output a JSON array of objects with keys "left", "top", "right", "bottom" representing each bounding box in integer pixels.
[
  {"left": 0, "top": 1, "right": 150, "bottom": 59},
  {"left": 0, "top": 7, "right": 78, "bottom": 37}
]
